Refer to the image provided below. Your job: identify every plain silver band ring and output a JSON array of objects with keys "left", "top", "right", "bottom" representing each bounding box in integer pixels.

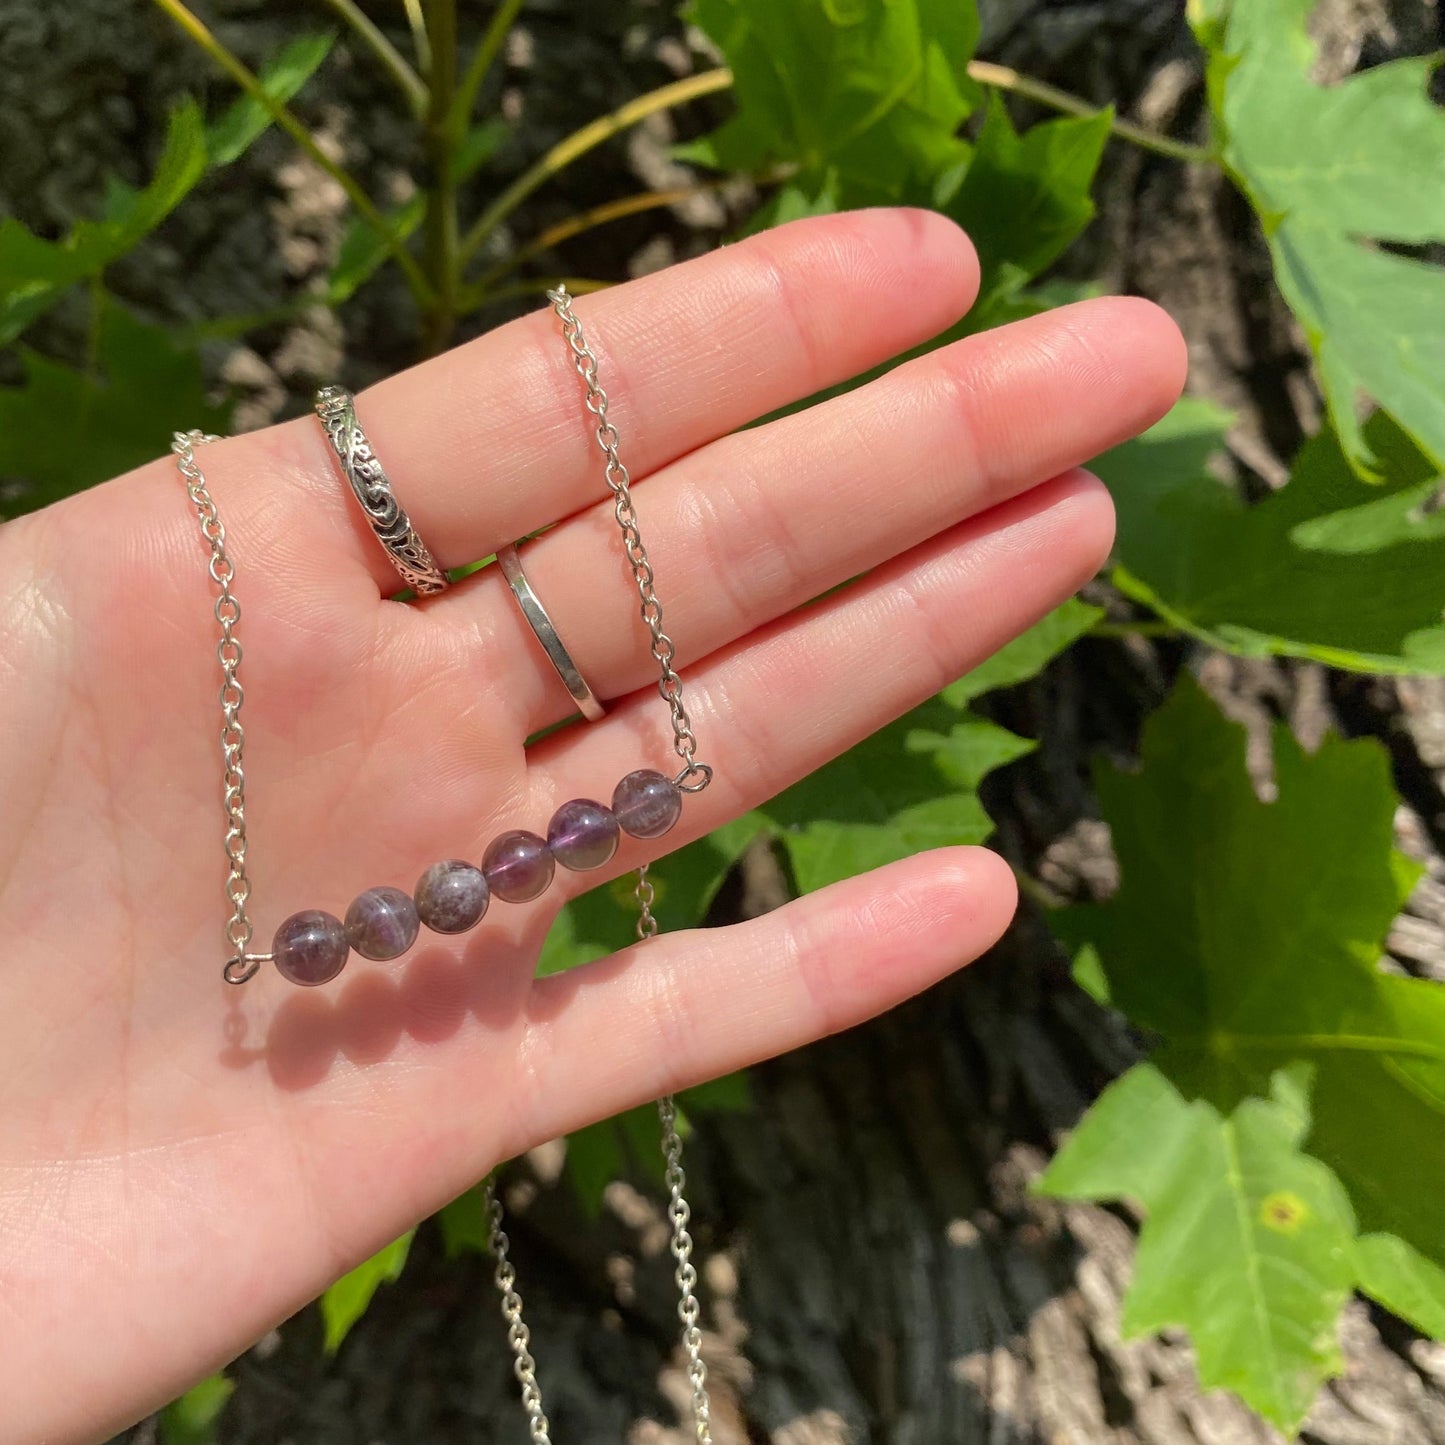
[
  {"left": 314, "top": 386, "right": 450, "bottom": 596},
  {"left": 497, "top": 543, "right": 606, "bottom": 722}
]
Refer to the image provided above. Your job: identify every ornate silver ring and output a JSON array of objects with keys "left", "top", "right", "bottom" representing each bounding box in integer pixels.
[
  {"left": 497, "top": 543, "right": 606, "bottom": 721},
  {"left": 314, "top": 385, "right": 450, "bottom": 596}
]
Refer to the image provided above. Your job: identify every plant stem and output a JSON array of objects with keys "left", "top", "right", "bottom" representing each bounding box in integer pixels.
[
  {"left": 460, "top": 275, "right": 611, "bottom": 313},
  {"left": 452, "top": 0, "right": 525, "bottom": 130},
  {"left": 455, "top": 55, "right": 1206, "bottom": 279},
  {"left": 319, "top": 0, "right": 427, "bottom": 118},
  {"left": 179, "top": 296, "right": 322, "bottom": 342},
  {"left": 965, "top": 60, "right": 1214, "bottom": 165},
  {"left": 1091, "top": 618, "right": 1180, "bottom": 640},
  {"left": 1012, "top": 867, "right": 1063, "bottom": 912},
  {"left": 421, "top": 0, "right": 461, "bottom": 353},
  {"left": 471, "top": 174, "right": 769, "bottom": 291},
  {"left": 457, "top": 67, "right": 734, "bottom": 269},
  {"left": 402, "top": 0, "right": 431, "bottom": 76},
  {"left": 150, "top": 0, "right": 433, "bottom": 304}
]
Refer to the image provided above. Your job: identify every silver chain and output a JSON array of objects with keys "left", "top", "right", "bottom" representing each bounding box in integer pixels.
[
  {"left": 551, "top": 283, "right": 713, "bottom": 1442},
  {"left": 659, "top": 1095, "right": 713, "bottom": 1443},
  {"left": 171, "top": 431, "right": 269, "bottom": 986},
  {"left": 635, "top": 863, "right": 659, "bottom": 940},
  {"left": 547, "top": 284, "right": 712, "bottom": 799},
  {"left": 483, "top": 1099, "right": 712, "bottom": 1445},
  {"left": 482, "top": 1181, "right": 554, "bottom": 1445},
  {"left": 175, "top": 294, "right": 715, "bottom": 1436},
  {"left": 483, "top": 289, "right": 714, "bottom": 1444}
]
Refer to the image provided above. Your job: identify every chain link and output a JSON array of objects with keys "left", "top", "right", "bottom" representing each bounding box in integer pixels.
[
  {"left": 171, "top": 431, "right": 268, "bottom": 986},
  {"left": 178, "top": 298, "right": 716, "bottom": 1434},
  {"left": 550, "top": 284, "right": 713, "bottom": 1443},
  {"left": 546, "top": 285, "right": 712, "bottom": 796},
  {"left": 483, "top": 1178, "right": 555, "bottom": 1445},
  {"left": 484, "top": 289, "right": 714, "bottom": 1444},
  {"left": 659, "top": 1096, "right": 713, "bottom": 1444},
  {"left": 486, "top": 1104, "right": 713, "bottom": 1445},
  {"left": 635, "top": 862, "right": 659, "bottom": 941}
]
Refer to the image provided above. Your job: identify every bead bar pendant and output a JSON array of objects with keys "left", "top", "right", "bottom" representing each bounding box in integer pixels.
[{"left": 269, "top": 771, "right": 683, "bottom": 984}]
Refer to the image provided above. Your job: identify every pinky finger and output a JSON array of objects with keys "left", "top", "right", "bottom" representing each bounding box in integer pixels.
[{"left": 510, "top": 846, "right": 1015, "bottom": 1152}]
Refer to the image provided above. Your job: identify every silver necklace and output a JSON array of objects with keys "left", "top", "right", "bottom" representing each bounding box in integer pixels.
[{"left": 172, "top": 288, "right": 714, "bottom": 1440}]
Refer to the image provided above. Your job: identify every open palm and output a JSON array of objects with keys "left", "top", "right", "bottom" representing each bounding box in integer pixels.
[{"left": 0, "top": 210, "right": 1184, "bottom": 1443}]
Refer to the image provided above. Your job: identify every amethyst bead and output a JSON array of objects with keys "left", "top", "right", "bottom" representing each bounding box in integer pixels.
[
  {"left": 273, "top": 909, "right": 349, "bottom": 987},
  {"left": 415, "top": 859, "right": 490, "bottom": 934},
  {"left": 612, "top": 769, "right": 683, "bottom": 839},
  {"left": 547, "top": 798, "right": 620, "bottom": 871},
  {"left": 344, "top": 885, "right": 420, "bottom": 960},
  {"left": 483, "top": 830, "right": 555, "bottom": 903}
]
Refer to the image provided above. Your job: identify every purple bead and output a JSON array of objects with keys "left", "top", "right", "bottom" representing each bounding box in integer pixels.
[
  {"left": 344, "top": 886, "right": 420, "bottom": 960},
  {"left": 483, "top": 830, "right": 555, "bottom": 902},
  {"left": 547, "top": 798, "right": 620, "bottom": 871},
  {"left": 415, "top": 859, "right": 490, "bottom": 934},
  {"left": 273, "top": 909, "right": 349, "bottom": 987},
  {"left": 612, "top": 769, "right": 682, "bottom": 839}
]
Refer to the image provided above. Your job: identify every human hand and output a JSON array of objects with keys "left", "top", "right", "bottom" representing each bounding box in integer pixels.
[{"left": 0, "top": 209, "right": 1185, "bottom": 1442}]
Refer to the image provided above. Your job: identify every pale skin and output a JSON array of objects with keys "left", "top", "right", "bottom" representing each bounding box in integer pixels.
[{"left": 0, "top": 208, "right": 1186, "bottom": 1442}]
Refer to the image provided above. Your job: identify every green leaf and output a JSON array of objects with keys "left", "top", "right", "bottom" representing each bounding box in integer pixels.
[
  {"left": 206, "top": 33, "right": 336, "bottom": 167},
  {"left": 438, "top": 1187, "right": 489, "bottom": 1258},
  {"left": 951, "top": 595, "right": 1103, "bottom": 701},
  {"left": 760, "top": 598, "right": 1101, "bottom": 892},
  {"left": 0, "top": 101, "right": 207, "bottom": 345},
  {"left": 453, "top": 119, "right": 512, "bottom": 183},
  {"left": 1040, "top": 1062, "right": 1357, "bottom": 1431},
  {"left": 686, "top": 1069, "right": 753, "bottom": 1113},
  {"left": 1195, "top": 1, "right": 1445, "bottom": 470},
  {"left": 940, "top": 95, "right": 1111, "bottom": 322},
  {"left": 101, "top": 104, "right": 209, "bottom": 240},
  {"left": 732, "top": 172, "right": 843, "bottom": 237},
  {"left": 1096, "top": 400, "right": 1445, "bottom": 673},
  {"left": 687, "top": 0, "right": 980, "bottom": 207},
  {"left": 537, "top": 600, "right": 1093, "bottom": 1212},
  {"left": 565, "top": 1116, "right": 630, "bottom": 1217},
  {"left": 0, "top": 306, "right": 230, "bottom": 513},
  {"left": 563, "top": 1077, "right": 753, "bottom": 1215},
  {"left": 328, "top": 195, "right": 425, "bottom": 304},
  {"left": 760, "top": 710, "right": 1027, "bottom": 892},
  {"left": 538, "top": 815, "right": 761, "bottom": 977},
  {"left": 319, "top": 1230, "right": 414, "bottom": 1353},
  {"left": 267, "top": 78, "right": 498, "bottom": 310},
  {"left": 158, "top": 1373, "right": 235, "bottom": 1445},
  {"left": 1356, "top": 1234, "right": 1445, "bottom": 1340},
  {"left": 1070, "top": 943, "right": 1111, "bottom": 1006},
  {"left": 1041, "top": 675, "right": 1445, "bottom": 1429}
]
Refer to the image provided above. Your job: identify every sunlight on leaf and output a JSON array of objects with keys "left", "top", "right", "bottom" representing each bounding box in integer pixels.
[
  {"left": 320, "top": 1230, "right": 415, "bottom": 1353},
  {"left": 206, "top": 33, "right": 336, "bottom": 167},
  {"left": 940, "top": 95, "right": 1110, "bottom": 324},
  {"left": 687, "top": 0, "right": 979, "bottom": 208},
  {"left": 0, "top": 102, "right": 206, "bottom": 345},
  {"left": 1195, "top": 0, "right": 1445, "bottom": 471},
  {"left": 158, "top": 1372, "right": 235, "bottom": 1445},
  {"left": 1040, "top": 676, "right": 1445, "bottom": 1430}
]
